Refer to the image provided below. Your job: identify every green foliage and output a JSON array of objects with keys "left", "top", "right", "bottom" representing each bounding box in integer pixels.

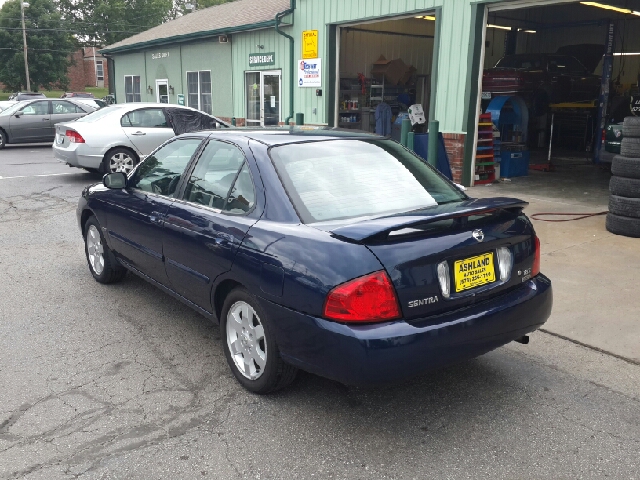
[
  {"left": 0, "top": 0, "right": 76, "bottom": 91},
  {"left": 57, "top": 0, "right": 177, "bottom": 46}
]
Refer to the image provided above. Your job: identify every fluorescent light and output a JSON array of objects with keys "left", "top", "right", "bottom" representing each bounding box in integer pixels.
[
  {"left": 518, "top": 28, "right": 537, "bottom": 33},
  {"left": 487, "top": 24, "right": 512, "bottom": 30},
  {"left": 614, "top": 52, "right": 640, "bottom": 56},
  {"left": 421, "top": 15, "right": 436, "bottom": 21},
  {"left": 580, "top": 2, "right": 635, "bottom": 14}
]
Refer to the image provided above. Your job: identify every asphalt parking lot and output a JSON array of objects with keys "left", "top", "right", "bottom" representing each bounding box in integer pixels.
[{"left": 1, "top": 145, "right": 639, "bottom": 479}]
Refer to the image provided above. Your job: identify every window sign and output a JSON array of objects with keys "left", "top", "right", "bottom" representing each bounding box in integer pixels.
[
  {"left": 249, "top": 52, "right": 275, "bottom": 67},
  {"left": 297, "top": 59, "right": 321, "bottom": 88},
  {"left": 302, "top": 30, "right": 318, "bottom": 59}
]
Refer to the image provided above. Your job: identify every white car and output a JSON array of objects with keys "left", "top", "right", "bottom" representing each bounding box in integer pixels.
[{"left": 52, "top": 103, "right": 228, "bottom": 174}]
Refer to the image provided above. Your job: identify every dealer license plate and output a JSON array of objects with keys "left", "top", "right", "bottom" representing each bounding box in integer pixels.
[
  {"left": 454, "top": 252, "right": 496, "bottom": 293},
  {"left": 481, "top": 92, "right": 492, "bottom": 100},
  {"left": 56, "top": 134, "right": 64, "bottom": 145}
]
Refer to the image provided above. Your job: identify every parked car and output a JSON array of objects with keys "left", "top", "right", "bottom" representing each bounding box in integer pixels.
[
  {"left": 61, "top": 92, "right": 95, "bottom": 98},
  {"left": 0, "top": 100, "right": 16, "bottom": 113},
  {"left": 482, "top": 54, "right": 601, "bottom": 116},
  {"left": 0, "top": 98, "right": 99, "bottom": 149},
  {"left": 8, "top": 92, "right": 47, "bottom": 101},
  {"left": 77, "top": 128, "right": 553, "bottom": 393},
  {"left": 53, "top": 103, "right": 229, "bottom": 174},
  {"left": 605, "top": 122, "right": 624, "bottom": 154},
  {"left": 75, "top": 98, "right": 108, "bottom": 110}
]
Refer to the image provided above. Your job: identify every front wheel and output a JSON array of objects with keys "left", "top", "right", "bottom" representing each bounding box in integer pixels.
[
  {"left": 84, "top": 216, "right": 127, "bottom": 284},
  {"left": 0, "top": 129, "right": 7, "bottom": 149},
  {"left": 221, "top": 288, "right": 297, "bottom": 394}
]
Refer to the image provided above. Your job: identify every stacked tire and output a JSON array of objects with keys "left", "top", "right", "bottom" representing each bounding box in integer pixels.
[{"left": 608, "top": 116, "right": 640, "bottom": 237}]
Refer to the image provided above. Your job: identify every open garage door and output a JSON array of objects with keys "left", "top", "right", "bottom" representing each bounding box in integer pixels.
[
  {"left": 472, "top": 0, "right": 639, "bottom": 191},
  {"left": 335, "top": 14, "right": 437, "bottom": 140}
]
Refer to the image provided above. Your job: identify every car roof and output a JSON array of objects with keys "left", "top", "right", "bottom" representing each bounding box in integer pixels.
[{"left": 185, "top": 127, "right": 383, "bottom": 146}]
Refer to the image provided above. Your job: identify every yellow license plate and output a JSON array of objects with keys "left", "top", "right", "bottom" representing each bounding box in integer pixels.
[{"left": 454, "top": 253, "right": 496, "bottom": 293}]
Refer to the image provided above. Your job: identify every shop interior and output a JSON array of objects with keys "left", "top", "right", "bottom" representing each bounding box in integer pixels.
[
  {"left": 336, "top": 2, "right": 639, "bottom": 190},
  {"left": 337, "top": 15, "right": 435, "bottom": 140},
  {"left": 476, "top": 0, "right": 640, "bottom": 187}
]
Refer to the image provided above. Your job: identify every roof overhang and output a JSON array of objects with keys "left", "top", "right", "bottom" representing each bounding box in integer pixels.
[{"left": 99, "top": 18, "right": 291, "bottom": 55}]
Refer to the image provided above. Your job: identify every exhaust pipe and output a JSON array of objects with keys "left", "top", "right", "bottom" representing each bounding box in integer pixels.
[{"left": 514, "top": 335, "right": 529, "bottom": 345}]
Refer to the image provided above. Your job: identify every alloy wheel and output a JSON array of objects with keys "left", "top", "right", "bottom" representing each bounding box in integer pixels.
[
  {"left": 226, "top": 301, "right": 267, "bottom": 380},
  {"left": 86, "top": 225, "right": 105, "bottom": 275},
  {"left": 109, "top": 152, "right": 135, "bottom": 174}
]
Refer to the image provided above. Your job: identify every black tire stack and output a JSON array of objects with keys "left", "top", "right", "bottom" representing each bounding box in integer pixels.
[{"left": 608, "top": 117, "right": 640, "bottom": 237}]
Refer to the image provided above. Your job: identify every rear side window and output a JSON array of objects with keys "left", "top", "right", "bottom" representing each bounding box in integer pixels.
[
  {"left": 269, "top": 139, "right": 466, "bottom": 223},
  {"left": 121, "top": 108, "right": 168, "bottom": 128}
]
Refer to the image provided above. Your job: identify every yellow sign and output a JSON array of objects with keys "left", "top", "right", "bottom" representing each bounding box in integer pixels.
[
  {"left": 302, "top": 30, "right": 318, "bottom": 59},
  {"left": 454, "top": 253, "right": 496, "bottom": 292}
]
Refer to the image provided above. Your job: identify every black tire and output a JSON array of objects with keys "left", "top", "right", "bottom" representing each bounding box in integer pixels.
[
  {"left": 623, "top": 116, "right": 640, "bottom": 138},
  {"left": 609, "top": 195, "right": 640, "bottom": 219},
  {"left": 220, "top": 288, "right": 297, "bottom": 394},
  {"left": 102, "top": 147, "right": 138, "bottom": 174},
  {"left": 611, "top": 155, "right": 640, "bottom": 179},
  {"left": 83, "top": 216, "right": 127, "bottom": 284},
  {"left": 0, "top": 129, "right": 7, "bottom": 149},
  {"left": 606, "top": 213, "right": 640, "bottom": 238},
  {"left": 620, "top": 138, "right": 640, "bottom": 157},
  {"left": 610, "top": 176, "right": 640, "bottom": 198}
]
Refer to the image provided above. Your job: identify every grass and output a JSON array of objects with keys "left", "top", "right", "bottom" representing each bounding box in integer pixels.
[{"left": 0, "top": 87, "right": 109, "bottom": 101}]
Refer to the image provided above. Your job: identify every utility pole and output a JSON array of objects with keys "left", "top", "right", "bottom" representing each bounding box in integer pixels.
[{"left": 20, "top": 1, "right": 31, "bottom": 92}]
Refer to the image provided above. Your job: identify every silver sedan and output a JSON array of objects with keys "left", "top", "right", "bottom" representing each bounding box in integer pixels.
[
  {"left": 0, "top": 98, "right": 98, "bottom": 149},
  {"left": 52, "top": 103, "right": 228, "bottom": 174}
]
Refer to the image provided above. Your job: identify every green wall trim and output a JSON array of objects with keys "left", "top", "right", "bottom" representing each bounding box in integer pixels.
[
  {"left": 461, "top": 2, "right": 485, "bottom": 187},
  {"left": 326, "top": 24, "right": 337, "bottom": 126}
]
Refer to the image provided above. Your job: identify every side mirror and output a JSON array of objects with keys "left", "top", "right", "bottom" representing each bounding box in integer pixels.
[{"left": 103, "top": 172, "right": 127, "bottom": 189}]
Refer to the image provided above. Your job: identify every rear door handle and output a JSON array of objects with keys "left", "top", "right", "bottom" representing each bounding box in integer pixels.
[
  {"left": 132, "top": 131, "right": 146, "bottom": 136},
  {"left": 42, "top": 118, "right": 50, "bottom": 121}
]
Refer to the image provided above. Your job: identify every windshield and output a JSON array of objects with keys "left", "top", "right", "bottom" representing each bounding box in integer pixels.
[
  {"left": 269, "top": 139, "right": 466, "bottom": 223},
  {"left": 495, "top": 55, "right": 544, "bottom": 70},
  {"left": 0, "top": 102, "right": 25, "bottom": 116},
  {"left": 74, "top": 105, "right": 124, "bottom": 123}
]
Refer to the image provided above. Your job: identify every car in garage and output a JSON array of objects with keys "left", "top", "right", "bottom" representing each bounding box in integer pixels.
[
  {"left": 53, "top": 103, "right": 229, "bottom": 174},
  {"left": 0, "top": 98, "right": 99, "bottom": 149},
  {"left": 482, "top": 53, "right": 601, "bottom": 116},
  {"left": 76, "top": 128, "right": 553, "bottom": 393}
]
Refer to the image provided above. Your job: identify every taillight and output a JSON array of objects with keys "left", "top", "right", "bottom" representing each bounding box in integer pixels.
[
  {"left": 532, "top": 236, "right": 541, "bottom": 277},
  {"left": 602, "top": 129, "right": 606, "bottom": 143},
  {"left": 323, "top": 271, "right": 401, "bottom": 323},
  {"left": 65, "top": 130, "right": 85, "bottom": 143}
]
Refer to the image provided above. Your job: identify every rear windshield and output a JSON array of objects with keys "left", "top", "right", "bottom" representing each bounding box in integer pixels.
[
  {"left": 269, "top": 139, "right": 466, "bottom": 223},
  {"left": 74, "top": 105, "right": 124, "bottom": 123},
  {"left": 495, "top": 55, "right": 544, "bottom": 70}
]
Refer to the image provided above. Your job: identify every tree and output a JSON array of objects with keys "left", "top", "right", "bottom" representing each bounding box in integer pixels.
[
  {"left": 56, "top": 0, "right": 174, "bottom": 47},
  {"left": 0, "top": 0, "right": 76, "bottom": 91}
]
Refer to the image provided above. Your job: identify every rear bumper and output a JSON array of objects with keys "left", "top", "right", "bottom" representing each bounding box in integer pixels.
[
  {"left": 262, "top": 275, "right": 552, "bottom": 386},
  {"left": 53, "top": 143, "right": 104, "bottom": 170}
]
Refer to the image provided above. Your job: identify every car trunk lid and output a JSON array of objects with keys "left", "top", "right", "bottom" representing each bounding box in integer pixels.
[{"left": 317, "top": 198, "right": 537, "bottom": 321}]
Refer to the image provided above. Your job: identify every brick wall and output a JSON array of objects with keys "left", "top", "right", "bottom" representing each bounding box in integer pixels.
[
  {"left": 442, "top": 133, "right": 466, "bottom": 184},
  {"left": 66, "top": 48, "right": 109, "bottom": 91}
]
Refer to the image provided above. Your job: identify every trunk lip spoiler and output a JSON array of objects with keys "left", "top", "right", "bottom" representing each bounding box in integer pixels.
[{"left": 327, "top": 198, "right": 529, "bottom": 243}]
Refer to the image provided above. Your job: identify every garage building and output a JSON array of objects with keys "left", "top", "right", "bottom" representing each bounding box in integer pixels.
[{"left": 101, "top": 0, "right": 640, "bottom": 186}]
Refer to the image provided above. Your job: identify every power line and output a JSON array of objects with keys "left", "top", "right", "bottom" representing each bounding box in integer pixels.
[
  {"left": 0, "top": 26, "right": 148, "bottom": 34},
  {"left": 0, "top": 46, "right": 76, "bottom": 53}
]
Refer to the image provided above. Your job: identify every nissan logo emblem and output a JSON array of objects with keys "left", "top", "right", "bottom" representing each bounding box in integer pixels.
[{"left": 472, "top": 229, "right": 485, "bottom": 242}]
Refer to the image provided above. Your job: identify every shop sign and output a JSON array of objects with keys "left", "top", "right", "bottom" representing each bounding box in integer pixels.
[
  {"left": 302, "top": 30, "right": 318, "bottom": 59},
  {"left": 249, "top": 52, "right": 275, "bottom": 67},
  {"left": 177, "top": 94, "right": 185, "bottom": 106},
  {"left": 151, "top": 52, "right": 170, "bottom": 60},
  {"left": 631, "top": 95, "right": 640, "bottom": 116},
  {"left": 298, "top": 58, "right": 321, "bottom": 88}
]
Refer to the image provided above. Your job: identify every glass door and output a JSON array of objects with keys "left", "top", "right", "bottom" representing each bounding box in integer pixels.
[
  {"left": 156, "top": 79, "right": 169, "bottom": 104},
  {"left": 245, "top": 71, "right": 281, "bottom": 126}
]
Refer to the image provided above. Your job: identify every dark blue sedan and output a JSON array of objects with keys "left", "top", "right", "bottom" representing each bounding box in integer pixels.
[{"left": 77, "top": 129, "right": 552, "bottom": 393}]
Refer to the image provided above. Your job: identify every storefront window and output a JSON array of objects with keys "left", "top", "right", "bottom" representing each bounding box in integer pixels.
[
  {"left": 186, "top": 70, "right": 212, "bottom": 115},
  {"left": 124, "top": 75, "right": 141, "bottom": 102}
]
